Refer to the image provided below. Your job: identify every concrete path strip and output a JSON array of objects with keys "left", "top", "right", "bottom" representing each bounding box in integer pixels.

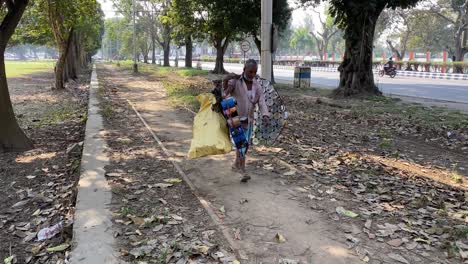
[{"left": 71, "top": 65, "right": 119, "bottom": 263}]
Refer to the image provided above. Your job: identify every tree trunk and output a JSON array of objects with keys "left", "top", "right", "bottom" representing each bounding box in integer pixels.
[
  {"left": 331, "top": 42, "right": 338, "bottom": 61},
  {"left": 73, "top": 33, "right": 81, "bottom": 75},
  {"left": 142, "top": 47, "right": 148, "bottom": 63},
  {"left": 185, "top": 35, "right": 193, "bottom": 68},
  {"left": 65, "top": 35, "right": 77, "bottom": 81},
  {"left": 69, "top": 47, "right": 77, "bottom": 80},
  {"left": 55, "top": 47, "right": 67, "bottom": 89},
  {"left": 453, "top": 26, "right": 467, "bottom": 73},
  {"left": 400, "top": 29, "right": 410, "bottom": 61},
  {"left": 253, "top": 35, "right": 275, "bottom": 83},
  {"left": 163, "top": 42, "right": 170, "bottom": 67},
  {"left": 151, "top": 36, "right": 156, "bottom": 64},
  {"left": 63, "top": 56, "right": 69, "bottom": 82},
  {"left": 312, "top": 34, "right": 324, "bottom": 61},
  {"left": 0, "top": 0, "right": 33, "bottom": 152},
  {"left": 213, "top": 37, "right": 229, "bottom": 74},
  {"left": 54, "top": 28, "right": 74, "bottom": 90},
  {"left": 386, "top": 40, "right": 401, "bottom": 61},
  {"left": 318, "top": 44, "right": 323, "bottom": 60},
  {"left": 213, "top": 43, "right": 226, "bottom": 73},
  {"left": 83, "top": 51, "right": 88, "bottom": 68},
  {"left": 324, "top": 39, "right": 330, "bottom": 60},
  {"left": 0, "top": 52, "right": 33, "bottom": 152},
  {"left": 334, "top": 7, "right": 383, "bottom": 97}
]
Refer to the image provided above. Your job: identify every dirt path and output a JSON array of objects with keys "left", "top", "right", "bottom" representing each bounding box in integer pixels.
[{"left": 97, "top": 64, "right": 368, "bottom": 263}]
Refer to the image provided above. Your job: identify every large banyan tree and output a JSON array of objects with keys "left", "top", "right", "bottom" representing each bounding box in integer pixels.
[{"left": 298, "top": 0, "right": 421, "bottom": 96}]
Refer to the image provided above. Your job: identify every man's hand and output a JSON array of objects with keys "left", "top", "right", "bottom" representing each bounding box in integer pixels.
[{"left": 262, "top": 115, "right": 270, "bottom": 126}]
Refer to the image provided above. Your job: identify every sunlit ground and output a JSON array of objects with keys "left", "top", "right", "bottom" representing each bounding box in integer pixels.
[
  {"left": 364, "top": 153, "right": 467, "bottom": 189},
  {"left": 15, "top": 151, "right": 57, "bottom": 163},
  {"left": 5, "top": 60, "right": 55, "bottom": 78}
]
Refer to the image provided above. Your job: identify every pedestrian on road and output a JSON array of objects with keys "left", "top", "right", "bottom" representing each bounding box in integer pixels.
[{"left": 223, "top": 59, "right": 270, "bottom": 182}]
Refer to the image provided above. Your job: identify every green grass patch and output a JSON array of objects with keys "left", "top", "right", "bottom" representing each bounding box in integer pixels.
[
  {"left": 163, "top": 80, "right": 201, "bottom": 111},
  {"left": 119, "top": 206, "right": 134, "bottom": 217},
  {"left": 450, "top": 164, "right": 464, "bottom": 183},
  {"left": 114, "top": 62, "right": 210, "bottom": 111},
  {"left": 379, "top": 139, "right": 393, "bottom": 148},
  {"left": 115, "top": 61, "right": 209, "bottom": 78},
  {"left": 5, "top": 60, "right": 55, "bottom": 77},
  {"left": 177, "top": 68, "right": 209, "bottom": 77},
  {"left": 451, "top": 171, "right": 463, "bottom": 183}
]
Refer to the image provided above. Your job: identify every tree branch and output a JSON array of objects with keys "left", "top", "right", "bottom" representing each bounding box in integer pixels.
[
  {"left": 329, "top": 29, "right": 339, "bottom": 39},
  {"left": 310, "top": 31, "right": 323, "bottom": 53},
  {"left": 253, "top": 34, "right": 261, "bottom": 54},
  {"left": 429, "top": 8, "right": 456, "bottom": 24},
  {"left": 312, "top": 9, "right": 325, "bottom": 26},
  {"left": 222, "top": 35, "right": 230, "bottom": 53},
  {"left": 386, "top": 40, "right": 401, "bottom": 60},
  {"left": 110, "top": 0, "right": 132, "bottom": 18},
  {"left": 0, "top": 0, "right": 29, "bottom": 48},
  {"left": 154, "top": 30, "right": 164, "bottom": 47}
]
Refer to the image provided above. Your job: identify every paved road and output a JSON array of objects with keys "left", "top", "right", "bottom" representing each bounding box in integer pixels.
[{"left": 187, "top": 62, "right": 468, "bottom": 104}]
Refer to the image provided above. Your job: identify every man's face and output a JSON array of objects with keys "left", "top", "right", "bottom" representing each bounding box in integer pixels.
[{"left": 244, "top": 66, "right": 258, "bottom": 81}]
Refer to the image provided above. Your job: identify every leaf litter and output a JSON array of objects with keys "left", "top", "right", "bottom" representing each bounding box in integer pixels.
[
  {"left": 253, "top": 93, "right": 468, "bottom": 263},
  {"left": 0, "top": 71, "right": 90, "bottom": 263}
]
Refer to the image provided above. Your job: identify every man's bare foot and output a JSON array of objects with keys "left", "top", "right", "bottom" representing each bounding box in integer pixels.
[
  {"left": 240, "top": 172, "right": 251, "bottom": 183},
  {"left": 232, "top": 163, "right": 241, "bottom": 172}
]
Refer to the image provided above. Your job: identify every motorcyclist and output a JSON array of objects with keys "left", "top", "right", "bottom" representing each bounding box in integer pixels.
[{"left": 384, "top": 57, "right": 394, "bottom": 73}]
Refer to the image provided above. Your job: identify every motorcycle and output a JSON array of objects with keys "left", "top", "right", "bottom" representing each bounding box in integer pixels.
[{"left": 378, "top": 64, "right": 397, "bottom": 78}]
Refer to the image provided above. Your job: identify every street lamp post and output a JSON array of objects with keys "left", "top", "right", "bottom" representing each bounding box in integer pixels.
[
  {"left": 261, "top": 0, "right": 272, "bottom": 81},
  {"left": 132, "top": 0, "right": 138, "bottom": 73}
]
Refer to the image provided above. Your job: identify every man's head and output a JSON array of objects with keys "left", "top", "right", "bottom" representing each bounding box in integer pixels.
[
  {"left": 243, "top": 59, "right": 258, "bottom": 81},
  {"left": 389, "top": 57, "right": 393, "bottom": 61}
]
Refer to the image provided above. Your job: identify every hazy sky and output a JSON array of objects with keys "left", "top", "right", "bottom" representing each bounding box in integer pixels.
[
  {"left": 98, "top": 0, "right": 118, "bottom": 18},
  {"left": 290, "top": 1, "right": 326, "bottom": 28}
]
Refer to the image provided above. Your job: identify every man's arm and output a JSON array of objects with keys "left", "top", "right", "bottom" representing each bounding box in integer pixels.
[
  {"left": 223, "top": 73, "right": 240, "bottom": 97},
  {"left": 225, "top": 79, "right": 237, "bottom": 97}
]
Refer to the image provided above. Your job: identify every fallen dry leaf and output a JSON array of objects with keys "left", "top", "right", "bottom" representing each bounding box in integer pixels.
[
  {"left": 163, "top": 178, "right": 182, "bottom": 184},
  {"left": 276, "top": 233, "right": 286, "bottom": 243}
]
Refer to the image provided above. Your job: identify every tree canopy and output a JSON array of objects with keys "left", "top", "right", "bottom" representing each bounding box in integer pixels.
[
  {"left": 290, "top": 27, "right": 314, "bottom": 55},
  {"left": 14, "top": 0, "right": 104, "bottom": 89}
]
